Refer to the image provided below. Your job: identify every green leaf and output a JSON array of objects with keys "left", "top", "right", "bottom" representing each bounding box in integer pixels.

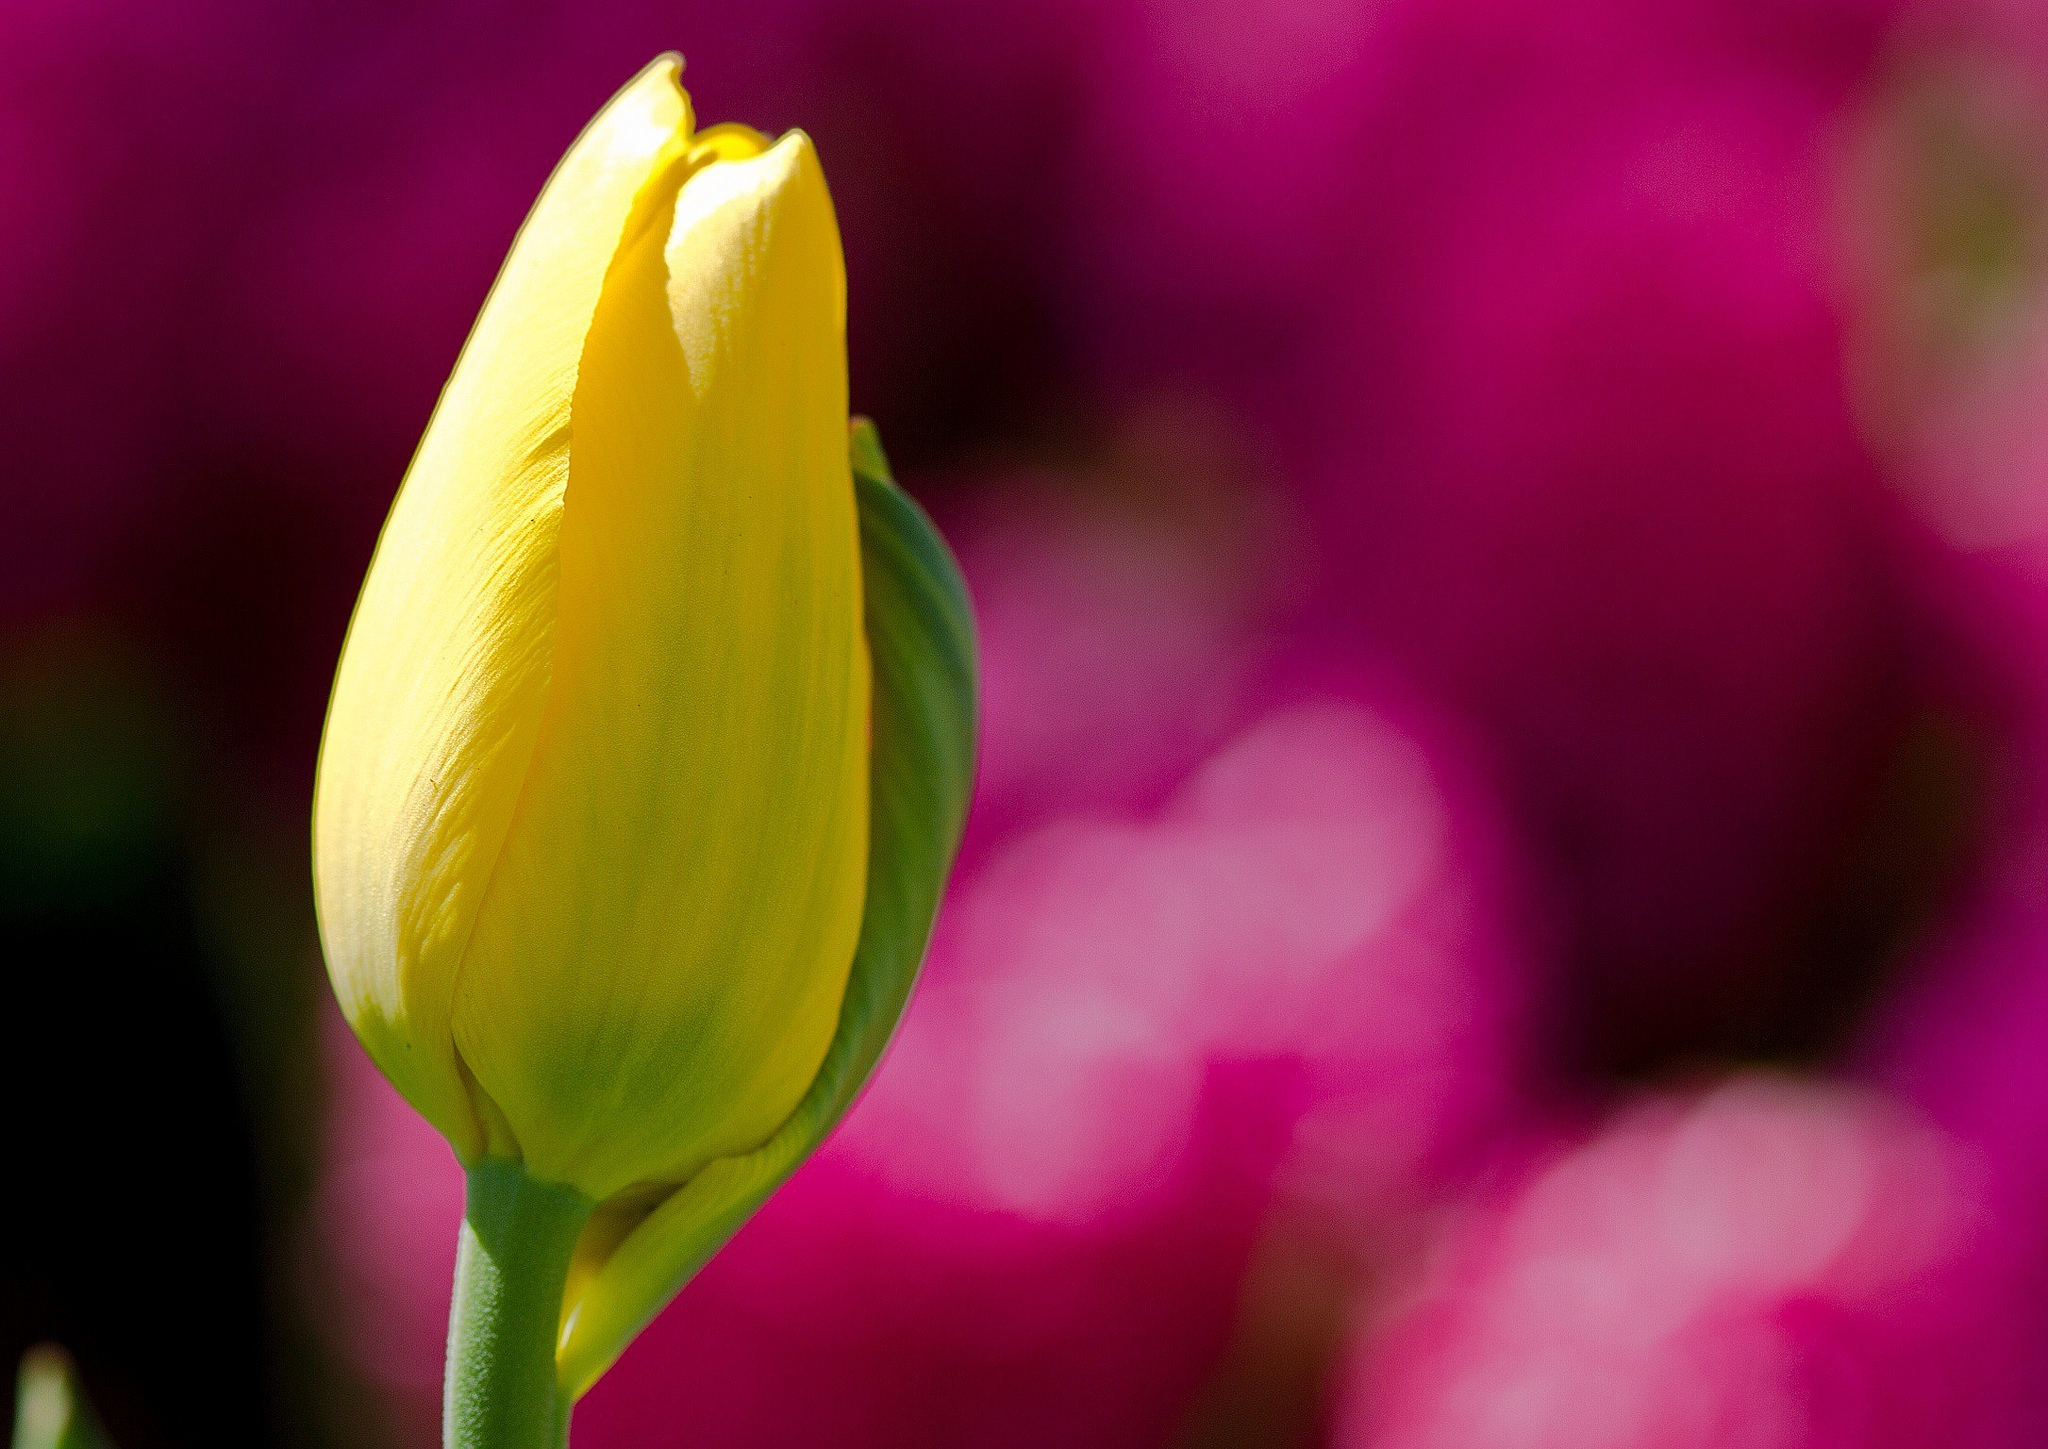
[
  {"left": 13, "top": 1348, "right": 114, "bottom": 1449},
  {"left": 555, "top": 418, "right": 978, "bottom": 1395}
]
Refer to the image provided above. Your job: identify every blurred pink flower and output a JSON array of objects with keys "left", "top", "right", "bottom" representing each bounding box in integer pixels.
[
  {"left": 1834, "top": 13, "right": 2048, "bottom": 713},
  {"left": 841, "top": 695, "right": 1512, "bottom": 1223},
  {"left": 1337, "top": 1074, "right": 1973, "bottom": 1449}
]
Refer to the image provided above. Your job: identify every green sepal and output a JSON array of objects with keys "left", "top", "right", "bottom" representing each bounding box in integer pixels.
[
  {"left": 554, "top": 418, "right": 978, "bottom": 1395},
  {"left": 13, "top": 1348, "right": 114, "bottom": 1449}
]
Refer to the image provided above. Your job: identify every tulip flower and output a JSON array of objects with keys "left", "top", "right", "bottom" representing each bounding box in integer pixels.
[{"left": 311, "top": 55, "right": 976, "bottom": 1449}]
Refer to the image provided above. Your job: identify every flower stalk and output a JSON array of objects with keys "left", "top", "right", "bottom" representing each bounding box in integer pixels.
[{"left": 445, "top": 1161, "right": 593, "bottom": 1449}]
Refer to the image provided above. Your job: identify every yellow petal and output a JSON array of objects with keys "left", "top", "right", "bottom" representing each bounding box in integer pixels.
[
  {"left": 312, "top": 58, "right": 695, "bottom": 1157},
  {"left": 451, "top": 130, "right": 870, "bottom": 1202},
  {"left": 554, "top": 434, "right": 981, "bottom": 1393}
]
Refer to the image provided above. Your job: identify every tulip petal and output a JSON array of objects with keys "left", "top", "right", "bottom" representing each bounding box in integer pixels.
[
  {"left": 312, "top": 58, "right": 694, "bottom": 1159},
  {"left": 451, "top": 131, "right": 873, "bottom": 1200},
  {"left": 553, "top": 425, "right": 979, "bottom": 1395}
]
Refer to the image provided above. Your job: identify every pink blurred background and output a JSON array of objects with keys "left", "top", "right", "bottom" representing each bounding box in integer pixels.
[{"left": 11, "top": 0, "right": 2048, "bottom": 1445}]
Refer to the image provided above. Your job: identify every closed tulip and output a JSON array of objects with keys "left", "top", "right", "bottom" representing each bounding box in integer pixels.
[{"left": 312, "top": 55, "right": 976, "bottom": 1448}]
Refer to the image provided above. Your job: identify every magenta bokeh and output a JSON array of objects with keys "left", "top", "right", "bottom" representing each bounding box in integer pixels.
[{"left": 15, "top": 0, "right": 2048, "bottom": 1443}]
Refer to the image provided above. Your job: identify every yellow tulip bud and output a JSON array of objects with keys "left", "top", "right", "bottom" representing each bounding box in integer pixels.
[
  {"left": 315, "top": 61, "right": 975, "bottom": 1435},
  {"left": 312, "top": 55, "right": 869, "bottom": 1204}
]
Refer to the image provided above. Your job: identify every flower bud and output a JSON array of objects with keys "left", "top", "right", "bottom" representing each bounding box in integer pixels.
[
  {"left": 313, "top": 55, "right": 976, "bottom": 1391},
  {"left": 316, "top": 53, "right": 869, "bottom": 1202},
  {"left": 309, "top": 53, "right": 974, "bottom": 1391}
]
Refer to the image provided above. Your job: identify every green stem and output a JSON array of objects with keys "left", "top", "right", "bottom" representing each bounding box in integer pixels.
[{"left": 445, "top": 1159, "right": 594, "bottom": 1449}]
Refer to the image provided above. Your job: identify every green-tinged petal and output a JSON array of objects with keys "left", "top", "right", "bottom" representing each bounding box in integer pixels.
[
  {"left": 453, "top": 131, "right": 871, "bottom": 1200},
  {"left": 13, "top": 1347, "right": 113, "bottom": 1449},
  {"left": 554, "top": 423, "right": 979, "bottom": 1395},
  {"left": 312, "top": 58, "right": 694, "bottom": 1158}
]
